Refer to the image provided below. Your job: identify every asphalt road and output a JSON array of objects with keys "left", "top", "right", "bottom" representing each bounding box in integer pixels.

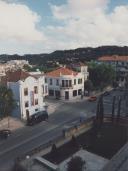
[
  {"left": 0, "top": 89, "right": 125, "bottom": 171},
  {"left": 0, "top": 97, "right": 97, "bottom": 171}
]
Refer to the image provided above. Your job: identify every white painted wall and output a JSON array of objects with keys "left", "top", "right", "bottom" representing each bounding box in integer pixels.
[
  {"left": 46, "top": 72, "right": 86, "bottom": 100},
  {"left": 8, "top": 76, "right": 48, "bottom": 120}
]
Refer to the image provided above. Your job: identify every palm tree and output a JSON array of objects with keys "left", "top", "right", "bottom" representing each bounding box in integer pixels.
[
  {"left": 117, "top": 96, "right": 122, "bottom": 122},
  {"left": 112, "top": 96, "right": 116, "bottom": 122},
  {"left": 0, "top": 86, "right": 16, "bottom": 128},
  {"left": 96, "top": 95, "right": 104, "bottom": 125}
]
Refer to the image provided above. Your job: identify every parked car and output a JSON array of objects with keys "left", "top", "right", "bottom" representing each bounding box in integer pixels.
[
  {"left": 103, "top": 91, "right": 110, "bottom": 96},
  {"left": 88, "top": 96, "right": 97, "bottom": 102},
  {"left": 27, "top": 111, "right": 48, "bottom": 126},
  {"left": 0, "top": 129, "right": 11, "bottom": 139}
]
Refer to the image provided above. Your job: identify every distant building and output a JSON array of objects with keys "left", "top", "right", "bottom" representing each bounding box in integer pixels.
[
  {"left": 2, "top": 70, "right": 48, "bottom": 120},
  {"left": 98, "top": 55, "right": 128, "bottom": 87},
  {"left": 0, "top": 60, "right": 30, "bottom": 79},
  {"left": 69, "top": 62, "right": 89, "bottom": 81},
  {"left": 7, "top": 60, "right": 29, "bottom": 66},
  {"left": 45, "top": 66, "right": 88, "bottom": 100}
]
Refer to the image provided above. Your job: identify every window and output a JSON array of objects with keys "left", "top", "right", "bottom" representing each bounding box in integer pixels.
[
  {"left": 42, "top": 85, "right": 44, "bottom": 94},
  {"left": 25, "top": 101, "right": 29, "bottom": 108},
  {"left": 50, "top": 78, "right": 53, "bottom": 85},
  {"left": 78, "top": 78, "right": 82, "bottom": 84},
  {"left": 35, "top": 99, "right": 38, "bottom": 105},
  {"left": 69, "top": 80, "right": 72, "bottom": 87},
  {"left": 45, "top": 85, "right": 48, "bottom": 94},
  {"left": 62, "top": 80, "right": 64, "bottom": 87},
  {"left": 78, "top": 89, "right": 82, "bottom": 95},
  {"left": 45, "top": 78, "right": 47, "bottom": 83},
  {"left": 66, "top": 80, "right": 68, "bottom": 87},
  {"left": 73, "top": 90, "right": 77, "bottom": 97},
  {"left": 49, "top": 90, "right": 54, "bottom": 96},
  {"left": 24, "top": 88, "right": 28, "bottom": 96},
  {"left": 34, "top": 86, "right": 38, "bottom": 94},
  {"left": 35, "top": 108, "right": 38, "bottom": 112},
  {"left": 74, "top": 79, "right": 76, "bottom": 85},
  {"left": 56, "top": 79, "right": 59, "bottom": 86}
]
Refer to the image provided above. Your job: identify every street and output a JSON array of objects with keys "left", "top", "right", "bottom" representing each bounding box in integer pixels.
[
  {"left": 0, "top": 96, "right": 97, "bottom": 171},
  {"left": 0, "top": 89, "right": 125, "bottom": 171}
]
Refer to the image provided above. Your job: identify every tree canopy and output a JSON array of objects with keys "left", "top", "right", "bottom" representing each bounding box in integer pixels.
[
  {"left": 0, "top": 86, "right": 16, "bottom": 119},
  {"left": 67, "top": 156, "right": 86, "bottom": 171},
  {"left": 88, "top": 62, "right": 115, "bottom": 89}
]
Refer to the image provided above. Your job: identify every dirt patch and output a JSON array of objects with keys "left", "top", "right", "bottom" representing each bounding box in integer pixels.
[{"left": 0, "top": 117, "right": 24, "bottom": 131}]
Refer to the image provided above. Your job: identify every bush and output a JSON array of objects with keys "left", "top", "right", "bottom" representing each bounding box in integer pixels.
[{"left": 67, "top": 156, "right": 86, "bottom": 171}]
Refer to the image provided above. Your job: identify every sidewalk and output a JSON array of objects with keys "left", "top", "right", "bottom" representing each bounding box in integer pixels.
[{"left": 0, "top": 117, "right": 24, "bottom": 131}]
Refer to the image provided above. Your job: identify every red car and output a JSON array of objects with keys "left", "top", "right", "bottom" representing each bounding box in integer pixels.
[{"left": 88, "top": 96, "right": 97, "bottom": 102}]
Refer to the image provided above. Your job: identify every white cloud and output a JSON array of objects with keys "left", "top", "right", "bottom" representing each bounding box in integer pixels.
[
  {"left": 0, "top": 1, "right": 44, "bottom": 43},
  {"left": 47, "top": 0, "right": 128, "bottom": 50},
  {"left": 51, "top": 0, "right": 109, "bottom": 20},
  {"left": 0, "top": 0, "right": 128, "bottom": 54}
]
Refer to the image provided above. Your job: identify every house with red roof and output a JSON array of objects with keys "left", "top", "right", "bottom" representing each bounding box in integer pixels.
[
  {"left": 45, "top": 66, "right": 88, "bottom": 100},
  {"left": 98, "top": 55, "right": 128, "bottom": 87}
]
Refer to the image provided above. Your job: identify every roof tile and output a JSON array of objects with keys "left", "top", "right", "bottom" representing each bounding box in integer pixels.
[{"left": 46, "top": 67, "right": 78, "bottom": 77}]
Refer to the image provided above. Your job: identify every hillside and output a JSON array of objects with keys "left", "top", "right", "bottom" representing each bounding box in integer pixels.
[{"left": 0, "top": 46, "right": 128, "bottom": 65}]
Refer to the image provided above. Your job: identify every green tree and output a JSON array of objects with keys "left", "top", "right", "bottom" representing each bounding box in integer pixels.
[
  {"left": 89, "top": 62, "right": 115, "bottom": 90},
  {"left": 67, "top": 156, "right": 86, "bottom": 171},
  {"left": 0, "top": 86, "right": 16, "bottom": 127}
]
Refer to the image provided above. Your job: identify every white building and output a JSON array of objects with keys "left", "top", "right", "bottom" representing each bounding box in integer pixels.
[
  {"left": 69, "top": 62, "right": 89, "bottom": 81},
  {"left": 45, "top": 67, "right": 88, "bottom": 100},
  {"left": 0, "top": 60, "right": 30, "bottom": 78},
  {"left": 7, "top": 60, "right": 29, "bottom": 67},
  {"left": 4, "top": 70, "right": 48, "bottom": 120}
]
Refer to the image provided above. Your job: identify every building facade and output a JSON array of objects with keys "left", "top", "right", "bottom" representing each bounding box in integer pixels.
[
  {"left": 45, "top": 67, "right": 88, "bottom": 100},
  {"left": 4, "top": 70, "right": 48, "bottom": 120}
]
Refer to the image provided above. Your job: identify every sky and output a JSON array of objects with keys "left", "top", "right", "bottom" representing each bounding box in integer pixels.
[{"left": 0, "top": 0, "right": 128, "bottom": 54}]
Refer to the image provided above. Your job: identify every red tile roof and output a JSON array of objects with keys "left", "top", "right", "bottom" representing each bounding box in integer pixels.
[
  {"left": 46, "top": 67, "right": 78, "bottom": 77},
  {"left": 3, "top": 70, "right": 30, "bottom": 83},
  {"left": 98, "top": 55, "right": 128, "bottom": 62}
]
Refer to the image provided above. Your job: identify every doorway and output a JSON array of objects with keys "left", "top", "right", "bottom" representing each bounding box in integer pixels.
[{"left": 65, "top": 91, "right": 69, "bottom": 100}]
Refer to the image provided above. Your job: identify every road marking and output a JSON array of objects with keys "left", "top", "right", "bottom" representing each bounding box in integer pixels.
[{"left": 0, "top": 116, "right": 80, "bottom": 156}]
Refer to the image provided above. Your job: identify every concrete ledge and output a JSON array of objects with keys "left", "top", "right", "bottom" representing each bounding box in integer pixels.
[{"left": 35, "top": 156, "right": 59, "bottom": 171}]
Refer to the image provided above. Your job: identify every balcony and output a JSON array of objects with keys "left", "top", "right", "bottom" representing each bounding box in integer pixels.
[{"left": 60, "top": 85, "right": 73, "bottom": 89}]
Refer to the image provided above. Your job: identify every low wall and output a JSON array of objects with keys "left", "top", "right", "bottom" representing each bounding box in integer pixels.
[{"left": 63, "top": 117, "right": 94, "bottom": 138}]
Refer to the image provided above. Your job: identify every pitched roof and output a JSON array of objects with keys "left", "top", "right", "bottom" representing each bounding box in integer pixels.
[
  {"left": 98, "top": 55, "right": 128, "bottom": 62},
  {"left": 46, "top": 67, "right": 78, "bottom": 77},
  {"left": 5, "top": 70, "right": 30, "bottom": 82}
]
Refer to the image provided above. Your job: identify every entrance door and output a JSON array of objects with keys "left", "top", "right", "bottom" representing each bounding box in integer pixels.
[
  {"left": 55, "top": 90, "right": 60, "bottom": 99},
  {"left": 65, "top": 91, "right": 69, "bottom": 100}
]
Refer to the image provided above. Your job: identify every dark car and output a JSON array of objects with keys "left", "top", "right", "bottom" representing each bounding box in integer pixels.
[
  {"left": 0, "top": 129, "right": 11, "bottom": 139},
  {"left": 103, "top": 91, "right": 110, "bottom": 96},
  {"left": 27, "top": 111, "right": 48, "bottom": 126}
]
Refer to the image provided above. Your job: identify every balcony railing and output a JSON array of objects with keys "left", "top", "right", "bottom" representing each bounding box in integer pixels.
[{"left": 60, "top": 85, "right": 73, "bottom": 89}]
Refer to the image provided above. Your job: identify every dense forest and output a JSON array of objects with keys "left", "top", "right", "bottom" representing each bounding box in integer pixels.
[{"left": 0, "top": 46, "right": 128, "bottom": 66}]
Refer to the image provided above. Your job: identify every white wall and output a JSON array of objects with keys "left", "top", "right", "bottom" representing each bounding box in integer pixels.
[
  {"left": 8, "top": 76, "right": 48, "bottom": 120},
  {"left": 46, "top": 72, "right": 85, "bottom": 100}
]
